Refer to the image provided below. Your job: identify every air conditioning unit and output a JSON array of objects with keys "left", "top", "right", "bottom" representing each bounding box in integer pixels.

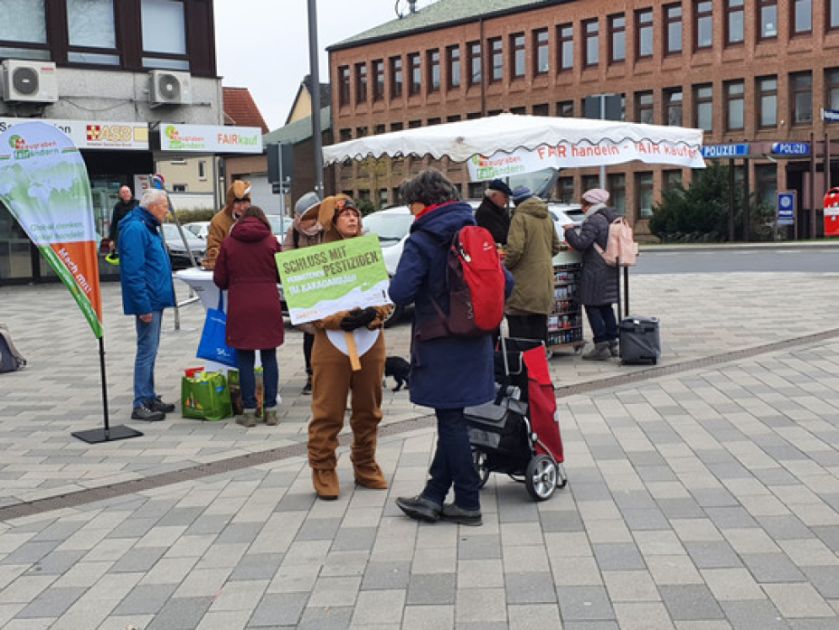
[
  {"left": 149, "top": 70, "right": 192, "bottom": 106},
  {"left": 1, "top": 60, "right": 58, "bottom": 103}
]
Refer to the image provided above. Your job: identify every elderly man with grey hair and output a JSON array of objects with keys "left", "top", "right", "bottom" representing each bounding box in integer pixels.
[{"left": 118, "top": 187, "right": 177, "bottom": 421}]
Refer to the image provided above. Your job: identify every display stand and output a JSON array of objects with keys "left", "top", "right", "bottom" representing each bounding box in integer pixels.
[{"left": 547, "top": 250, "right": 585, "bottom": 355}]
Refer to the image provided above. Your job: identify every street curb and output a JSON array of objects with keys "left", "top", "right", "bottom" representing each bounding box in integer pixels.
[{"left": 642, "top": 240, "right": 839, "bottom": 253}]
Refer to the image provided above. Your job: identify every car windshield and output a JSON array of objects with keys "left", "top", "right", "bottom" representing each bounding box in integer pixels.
[
  {"left": 161, "top": 224, "right": 198, "bottom": 241},
  {"left": 363, "top": 212, "right": 414, "bottom": 244}
]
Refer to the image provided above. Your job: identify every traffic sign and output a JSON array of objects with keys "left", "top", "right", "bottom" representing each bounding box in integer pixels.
[{"left": 777, "top": 191, "right": 796, "bottom": 227}]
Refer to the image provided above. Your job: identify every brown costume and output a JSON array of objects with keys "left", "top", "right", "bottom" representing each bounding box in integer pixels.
[
  {"left": 203, "top": 180, "right": 251, "bottom": 270},
  {"left": 308, "top": 195, "right": 391, "bottom": 499}
]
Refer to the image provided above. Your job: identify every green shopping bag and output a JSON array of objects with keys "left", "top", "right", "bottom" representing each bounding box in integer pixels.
[{"left": 181, "top": 371, "right": 233, "bottom": 421}]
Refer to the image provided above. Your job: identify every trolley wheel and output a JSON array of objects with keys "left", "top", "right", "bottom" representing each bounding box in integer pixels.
[
  {"left": 525, "top": 455, "right": 558, "bottom": 501},
  {"left": 556, "top": 462, "right": 568, "bottom": 489},
  {"left": 472, "top": 450, "right": 490, "bottom": 489}
]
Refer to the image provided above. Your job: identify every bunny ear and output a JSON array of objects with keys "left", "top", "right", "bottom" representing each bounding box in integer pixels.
[
  {"left": 243, "top": 185, "right": 252, "bottom": 196},
  {"left": 317, "top": 196, "right": 339, "bottom": 230}
]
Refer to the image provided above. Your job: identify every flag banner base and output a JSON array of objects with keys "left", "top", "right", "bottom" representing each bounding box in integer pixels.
[{"left": 72, "top": 425, "right": 143, "bottom": 444}]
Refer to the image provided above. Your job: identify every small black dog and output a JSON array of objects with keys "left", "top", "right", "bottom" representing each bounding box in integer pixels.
[{"left": 384, "top": 356, "right": 411, "bottom": 392}]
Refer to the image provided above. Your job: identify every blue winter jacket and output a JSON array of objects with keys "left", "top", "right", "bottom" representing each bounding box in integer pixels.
[
  {"left": 118, "top": 207, "right": 176, "bottom": 315},
  {"left": 388, "top": 201, "right": 513, "bottom": 409}
]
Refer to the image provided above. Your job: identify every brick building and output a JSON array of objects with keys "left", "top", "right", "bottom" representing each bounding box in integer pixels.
[{"left": 328, "top": 0, "right": 839, "bottom": 235}]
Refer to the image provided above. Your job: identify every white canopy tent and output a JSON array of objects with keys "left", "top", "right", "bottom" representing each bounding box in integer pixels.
[{"left": 323, "top": 113, "right": 705, "bottom": 180}]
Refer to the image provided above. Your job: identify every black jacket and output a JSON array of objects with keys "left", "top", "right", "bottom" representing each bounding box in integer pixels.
[
  {"left": 108, "top": 199, "right": 139, "bottom": 243},
  {"left": 475, "top": 197, "right": 511, "bottom": 245}
]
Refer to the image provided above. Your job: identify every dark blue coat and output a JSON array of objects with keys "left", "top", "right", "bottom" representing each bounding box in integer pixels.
[
  {"left": 388, "top": 201, "right": 513, "bottom": 409},
  {"left": 118, "top": 207, "right": 176, "bottom": 315}
]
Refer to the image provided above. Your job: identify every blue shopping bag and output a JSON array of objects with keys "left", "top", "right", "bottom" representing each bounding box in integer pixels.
[{"left": 196, "top": 293, "right": 238, "bottom": 368}]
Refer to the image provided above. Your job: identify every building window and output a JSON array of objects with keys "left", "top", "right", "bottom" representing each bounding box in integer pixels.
[
  {"left": 758, "top": 0, "right": 778, "bottom": 39},
  {"left": 197, "top": 161, "right": 207, "bottom": 180},
  {"left": 755, "top": 164, "right": 777, "bottom": 208},
  {"left": 609, "top": 15, "right": 626, "bottom": 63},
  {"left": 446, "top": 114, "right": 461, "bottom": 122},
  {"left": 468, "top": 41, "right": 481, "bottom": 85},
  {"left": 372, "top": 60, "right": 384, "bottom": 101},
  {"left": 556, "top": 177, "right": 574, "bottom": 203},
  {"left": 790, "top": 71, "right": 812, "bottom": 124},
  {"left": 489, "top": 37, "right": 503, "bottom": 82},
  {"left": 665, "top": 88, "right": 683, "bottom": 125},
  {"left": 664, "top": 169, "right": 683, "bottom": 190},
  {"left": 141, "top": 0, "right": 188, "bottom": 69},
  {"left": 355, "top": 62, "right": 367, "bottom": 104},
  {"left": 558, "top": 24, "right": 573, "bottom": 71},
  {"left": 390, "top": 56, "right": 403, "bottom": 99},
  {"left": 831, "top": 0, "right": 839, "bottom": 29},
  {"left": 608, "top": 174, "right": 626, "bottom": 214},
  {"left": 339, "top": 128, "right": 352, "bottom": 142},
  {"left": 447, "top": 45, "right": 461, "bottom": 89},
  {"left": 534, "top": 28, "right": 549, "bottom": 74},
  {"left": 427, "top": 49, "right": 440, "bottom": 92},
  {"left": 635, "top": 91, "right": 654, "bottom": 124},
  {"left": 757, "top": 76, "right": 777, "bottom": 127},
  {"left": 793, "top": 0, "right": 812, "bottom": 33},
  {"left": 509, "top": 106, "right": 526, "bottom": 115},
  {"left": 725, "top": 0, "right": 744, "bottom": 44},
  {"left": 665, "top": 4, "right": 683, "bottom": 54},
  {"left": 67, "top": 0, "right": 118, "bottom": 65},
  {"left": 408, "top": 53, "right": 421, "bottom": 95},
  {"left": 695, "top": 0, "right": 713, "bottom": 49},
  {"left": 582, "top": 174, "right": 600, "bottom": 193},
  {"left": 510, "top": 33, "right": 525, "bottom": 78},
  {"left": 533, "top": 103, "right": 549, "bottom": 116},
  {"left": 636, "top": 9, "right": 654, "bottom": 59},
  {"left": 0, "top": 0, "right": 47, "bottom": 57},
  {"left": 408, "top": 119, "right": 422, "bottom": 128},
  {"left": 557, "top": 100, "right": 574, "bottom": 117},
  {"left": 172, "top": 184, "right": 187, "bottom": 193},
  {"left": 374, "top": 123, "right": 385, "bottom": 135},
  {"left": 725, "top": 81, "right": 745, "bottom": 130},
  {"left": 583, "top": 19, "right": 599, "bottom": 66},
  {"left": 338, "top": 66, "right": 350, "bottom": 105},
  {"left": 391, "top": 121, "right": 403, "bottom": 131},
  {"left": 694, "top": 84, "right": 713, "bottom": 131},
  {"left": 827, "top": 69, "right": 839, "bottom": 110},
  {"left": 356, "top": 126, "right": 368, "bottom": 138},
  {"left": 636, "top": 172, "right": 654, "bottom": 218},
  {"left": 468, "top": 182, "right": 484, "bottom": 198}
]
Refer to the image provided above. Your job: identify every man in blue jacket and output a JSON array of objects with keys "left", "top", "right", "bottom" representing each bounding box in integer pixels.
[{"left": 118, "top": 189, "right": 177, "bottom": 421}]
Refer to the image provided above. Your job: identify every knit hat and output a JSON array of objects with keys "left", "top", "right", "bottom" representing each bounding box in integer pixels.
[
  {"left": 511, "top": 186, "right": 534, "bottom": 206},
  {"left": 294, "top": 191, "right": 321, "bottom": 218},
  {"left": 318, "top": 194, "right": 363, "bottom": 240},
  {"left": 487, "top": 179, "right": 513, "bottom": 197},
  {"left": 582, "top": 188, "right": 610, "bottom": 205}
]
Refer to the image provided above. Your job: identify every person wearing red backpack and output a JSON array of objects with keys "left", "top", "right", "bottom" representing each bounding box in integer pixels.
[
  {"left": 563, "top": 188, "right": 620, "bottom": 361},
  {"left": 390, "top": 169, "right": 513, "bottom": 527}
]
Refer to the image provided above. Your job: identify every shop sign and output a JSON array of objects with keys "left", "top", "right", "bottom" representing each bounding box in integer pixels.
[
  {"left": 822, "top": 108, "right": 839, "bottom": 123},
  {"left": 159, "top": 123, "right": 263, "bottom": 154},
  {"left": 700, "top": 143, "right": 750, "bottom": 159},
  {"left": 777, "top": 191, "right": 796, "bottom": 227},
  {"left": 0, "top": 117, "right": 148, "bottom": 150},
  {"left": 771, "top": 142, "right": 810, "bottom": 157}
]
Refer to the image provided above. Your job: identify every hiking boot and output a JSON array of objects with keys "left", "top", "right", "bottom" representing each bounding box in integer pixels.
[
  {"left": 131, "top": 405, "right": 165, "bottom": 422},
  {"left": 582, "top": 342, "right": 611, "bottom": 361},
  {"left": 148, "top": 396, "right": 175, "bottom": 413},
  {"left": 441, "top": 503, "right": 482, "bottom": 526},
  {"left": 264, "top": 408, "right": 278, "bottom": 426},
  {"left": 395, "top": 495, "right": 441, "bottom": 523},
  {"left": 608, "top": 339, "right": 619, "bottom": 357},
  {"left": 312, "top": 469, "right": 339, "bottom": 500},
  {"left": 301, "top": 376, "right": 312, "bottom": 395},
  {"left": 235, "top": 410, "right": 258, "bottom": 428},
  {"left": 353, "top": 462, "right": 388, "bottom": 489}
]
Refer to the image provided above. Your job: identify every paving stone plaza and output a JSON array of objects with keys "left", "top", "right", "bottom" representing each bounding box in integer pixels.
[{"left": 1, "top": 270, "right": 839, "bottom": 629}]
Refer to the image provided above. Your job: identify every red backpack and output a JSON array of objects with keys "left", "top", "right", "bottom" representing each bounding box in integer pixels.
[{"left": 419, "top": 226, "right": 506, "bottom": 339}]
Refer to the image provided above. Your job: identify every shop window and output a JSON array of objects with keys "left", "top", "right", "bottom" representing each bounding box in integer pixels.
[
  {"left": 790, "top": 71, "right": 812, "bottom": 124},
  {"left": 636, "top": 9, "right": 654, "bottom": 59},
  {"left": 427, "top": 49, "right": 440, "bottom": 92},
  {"left": 338, "top": 66, "right": 350, "bottom": 106},
  {"left": 793, "top": 0, "right": 812, "bottom": 33},
  {"left": 510, "top": 33, "right": 525, "bottom": 78},
  {"left": 534, "top": 28, "right": 549, "bottom": 74},
  {"left": 757, "top": 76, "right": 777, "bottom": 127},
  {"left": 758, "top": 0, "right": 778, "bottom": 39},
  {"left": 372, "top": 59, "right": 384, "bottom": 101},
  {"left": 827, "top": 68, "right": 839, "bottom": 110},
  {"left": 755, "top": 164, "right": 777, "bottom": 208},
  {"left": 636, "top": 172, "right": 654, "bottom": 218},
  {"left": 447, "top": 45, "right": 461, "bottom": 89},
  {"left": 663, "top": 169, "right": 683, "bottom": 190},
  {"left": 67, "top": 0, "right": 119, "bottom": 65},
  {"left": 408, "top": 53, "right": 421, "bottom": 95},
  {"left": 636, "top": 91, "right": 654, "bottom": 124},
  {"left": 665, "top": 88, "right": 683, "bottom": 126},
  {"left": 694, "top": 84, "right": 713, "bottom": 132},
  {"left": 468, "top": 41, "right": 481, "bottom": 86},
  {"left": 695, "top": 0, "right": 714, "bottom": 49},
  {"left": 583, "top": 19, "right": 599, "bottom": 67},
  {"left": 725, "top": 80, "right": 744, "bottom": 130},
  {"left": 355, "top": 62, "right": 367, "bottom": 104},
  {"left": 665, "top": 4, "right": 683, "bottom": 54},
  {"left": 609, "top": 14, "right": 625, "bottom": 63},
  {"left": 557, "top": 24, "right": 573, "bottom": 71},
  {"left": 607, "top": 174, "right": 626, "bottom": 214},
  {"left": 831, "top": 0, "right": 839, "bottom": 29},
  {"left": 533, "top": 103, "right": 549, "bottom": 116},
  {"left": 141, "top": 0, "right": 188, "bottom": 70},
  {"left": 390, "top": 56, "right": 402, "bottom": 99},
  {"left": 489, "top": 37, "right": 503, "bottom": 82},
  {"left": 556, "top": 177, "right": 574, "bottom": 203}
]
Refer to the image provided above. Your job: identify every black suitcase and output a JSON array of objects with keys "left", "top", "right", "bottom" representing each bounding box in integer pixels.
[
  {"left": 619, "top": 316, "right": 660, "bottom": 365},
  {"left": 465, "top": 395, "right": 529, "bottom": 457}
]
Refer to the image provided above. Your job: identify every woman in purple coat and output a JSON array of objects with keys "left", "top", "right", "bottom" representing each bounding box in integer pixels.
[{"left": 213, "top": 206, "right": 284, "bottom": 427}]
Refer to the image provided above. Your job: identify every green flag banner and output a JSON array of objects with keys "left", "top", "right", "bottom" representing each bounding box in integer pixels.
[{"left": 276, "top": 234, "right": 392, "bottom": 325}]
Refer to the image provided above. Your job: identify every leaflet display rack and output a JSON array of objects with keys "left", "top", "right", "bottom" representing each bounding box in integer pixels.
[{"left": 547, "top": 250, "right": 585, "bottom": 354}]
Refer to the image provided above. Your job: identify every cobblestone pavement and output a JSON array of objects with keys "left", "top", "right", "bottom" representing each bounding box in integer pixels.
[{"left": 2, "top": 271, "right": 839, "bottom": 628}]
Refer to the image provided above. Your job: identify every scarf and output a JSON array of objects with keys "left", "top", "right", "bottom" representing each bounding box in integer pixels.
[{"left": 585, "top": 202, "right": 607, "bottom": 218}]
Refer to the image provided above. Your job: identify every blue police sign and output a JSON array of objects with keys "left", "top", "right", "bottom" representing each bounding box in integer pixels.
[
  {"left": 777, "top": 191, "right": 796, "bottom": 226},
  {"left": 700, "top": 143, "right": 750, "bottom": 159},
  {"left": 771, "top": 142, "right": 810, "bottom": 157}
]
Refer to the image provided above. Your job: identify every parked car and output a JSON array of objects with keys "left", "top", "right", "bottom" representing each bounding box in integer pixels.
[
  {"left": 267, "top": 214, "right": 293, "bottom": 244},
  {"left": 161, "top": 223, "right": 206, "bottom": 269},
  {"left": 183, "top": 221, "right": 210, "bottom": 240}
]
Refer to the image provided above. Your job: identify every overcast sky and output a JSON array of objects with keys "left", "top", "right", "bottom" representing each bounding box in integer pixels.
[{"left": 215, "top": 0, "right": 433, "bottom": 130}]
